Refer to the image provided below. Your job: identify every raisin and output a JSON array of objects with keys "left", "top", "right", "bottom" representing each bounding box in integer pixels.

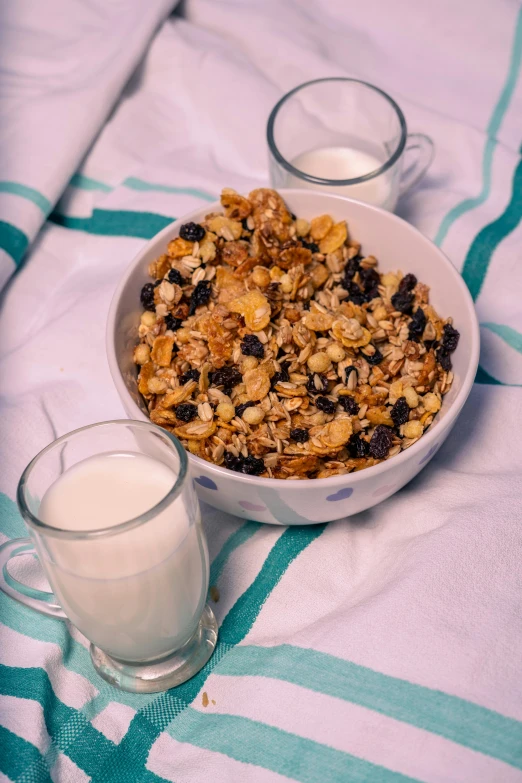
[
  {"left": 140, "top": 283, "right": 155, "bottom": 310},
  {"left": 343, "top": 255, "right": 362, "bottom": 284},
  {"left": 154, "top": 279, "right": 162, "bottom": 287},
  {"left": 241, "top": 334, "right": 264, "bottom": 359},
  {"left": 290, "top": 212, "right": 297, "bottom": 221},
  {"left": 306, "top": 373, "right": 328, "bottom": 394},
  {"left": 365, "top": 346, "right": 383, "bottom": 366},
  {"left": 241, "top": 218, "right": 251, "bottom": 232},
  {"left": 398, "top": 273, "right": 417, "bottom": 293},
  {"left": 179, "top": 222, "right": 205, "bottom": 242},
  {"left": 338, "top": 395, "right": 359, "bottom": 414},
  {"left": 301, "top": 239, "right": 320, "bottom": 254},
  {"left": 315, "top": 396, "right": 335, "bottom": 414},
  {"left": 369, "top": 425, "right": 394, "bottom": 459},
  {"left": 175, "top": 403, "right": 198, "bottom": 422},
  {"left": 209, "top": 366, "right": 242, "bottom": 392},
  {"left": 168, "top": 268, "right": 185, "bottom": 286},
  {"left": 290, "top": 428, "right": 309, "bottom": 443},
  {"left": 240, "top": 455, "right": 265, "bottom": 475},
  {"left": 408, "top": 307, "right": 426, "bottom": 341},
  {"left": 437, "top": 347, "right": 452, "bottom": 372},
  {"left": 234, "top": 400, "right": 255, "bottom": 418},
  {"left": 348, "top": 433, "right": 369, "bottom": 458},
  {"left": 360, "top": 267, "right": 380, "bottom": 292},
  {"left": 189, "top": 280, "right": 211, "bottom": 315},
  {"left": 441, "top": 323, "right": 460, "bottom": 353},
  {"left": 272, "top": 361, "right": 290, "bottom": 387},
  {"left": 344, "top": 366, "right": 358, "bottom": 387},
  {"left": 391, "top": 290, "right": 414, "bottom": 314},
  {"left": 224, "top": 452, "right": 244, "bottom": 472},
  {"left": 302, "top": 300, "right": 311, "bottom": 310},
  {"left": 179, "top": 368, "right": 200, "bottom": 385},
  {"left": 343, "top": 281, "right": 366, "bottom": 305},
  {"left": 391, "top": 397, "right": 409, "bottom": 427},
  {"left": 165, "top": 314, "right": 183, "bottom": 332}
]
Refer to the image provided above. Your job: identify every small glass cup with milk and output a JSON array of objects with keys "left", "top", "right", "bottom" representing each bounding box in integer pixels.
[
  {"left": 267, "top": 78, "right": 434, "bottom": 212},
  {"left": 0, "top": 420, "right": 217, "bottom": 693}
]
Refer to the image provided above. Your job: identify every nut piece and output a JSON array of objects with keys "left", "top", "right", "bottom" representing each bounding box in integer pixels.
[
  {"left": 422, "top": 392, "right": 441, "bottom": 413},
  {"left": 403, "top": 386, "right": 419, "bottom": 408},
  {"left": 141, "top": 311, "right": 156, "bottom": 327},
  {"left": 319, "top": 222, "right": 348, "bottom": 254},
  {"left": 403, "top": 420, "right": 423, "bottom": 439},
  {"left": 244, "top": 367, "right": 271, "bottom": 401},
  {"left": 251, "top": 266, "right": 271, "bottom": 288},
  {"left": 168, "top": 237, "right": 194, "bottom": 258},
  {"left": 207, "top": 215, "right": 243, "bottom": 241},
  {"left": 216, "top": 402, "right": 235, "bottom": 422},
  {"left": 303, "top": 311, "right": 334, "bottom": 331},
  {"left": 221, "top": 188, "right": 252, "bottom": 219},
  {"left": 151, "top": 335, "right": 175, "bottom": 367},
  {"left": 307, "top": 352, "right": 330, "bottom": 373},
  {"left": 295, "top": 218, "right": 310, "bottom": 237},
  {"left": 134, "top": 344, "right": 150, "bottom": 365},
  {"left": 228, "top": 290, "right": 271, "bottom": 331},
  {"left": 326, "top": 343, "right": 345, "bottom": 363},
  {"left": 310, "top": 214, "right": 333, "bottom": 240},
  {"left": 242, "top": 406, "right": 265, "bottom": 425}
]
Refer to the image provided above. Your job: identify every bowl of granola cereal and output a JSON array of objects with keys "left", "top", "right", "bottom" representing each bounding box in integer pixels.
[{"left": 107, "top": 188, "right": 479, "bottom": 525}]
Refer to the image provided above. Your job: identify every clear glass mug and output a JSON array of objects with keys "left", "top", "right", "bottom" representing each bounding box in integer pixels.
[
  {"left": 267, "top": 78, "right": 434, "bottom": 212},
  {"left": 0, "top": 420, "right": 218, "bottom": 693}
]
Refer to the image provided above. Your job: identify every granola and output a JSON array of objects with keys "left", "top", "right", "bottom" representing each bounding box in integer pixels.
[{"left": 134, "top": 188, "right": 459, "bottom": 479}]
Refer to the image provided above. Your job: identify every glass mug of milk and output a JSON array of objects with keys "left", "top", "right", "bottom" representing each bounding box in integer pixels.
[
  {"left": 0, "top": 420, "right": 217, "bottom": 693},
  {"left": 267, "top": 78, "right": 434, "bottom": 211}
]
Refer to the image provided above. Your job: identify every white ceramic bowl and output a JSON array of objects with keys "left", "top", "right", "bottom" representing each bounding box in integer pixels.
[{"left": 107, "top": 190, "right": 479, "bottom": 525}]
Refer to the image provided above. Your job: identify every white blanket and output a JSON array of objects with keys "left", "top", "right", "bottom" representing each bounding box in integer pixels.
[{"left": 1, "top": 1, "right": 522, "bottom": 781}]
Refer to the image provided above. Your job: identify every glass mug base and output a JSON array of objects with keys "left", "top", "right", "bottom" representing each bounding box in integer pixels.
[{"left": 90, "top": 604, "right": 218, "bottom": 693}]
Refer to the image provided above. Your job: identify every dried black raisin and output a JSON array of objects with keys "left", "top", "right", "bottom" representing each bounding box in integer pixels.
[
  {"left": 348, "top": 433, "right": 369, "bottom": 458},
  {"left": 408, "top": 307, "right": 426, "bottom": 341},
  {"left": 272, "top": 361, "right": 290, "bottom": 386},
  {"left": 209, "top": 366, "right": 242, "bottom": 392},
  {"left": 301, "top": 239, "right": 320, "bottom": 253},
  {"left": 365, "top": 346, "right": 383, "bottom": 366},
  {"left": 240, "top": 455, "right": 265, "bottom": 475},
  {"left": 315, "top": 396, "right": 335, "bottom": 414},
  {"left": 437, "top": 347, "right": 452, "bottom": 372},
  {"left": 399, "top": 273, "right": 417, "bottom": 293},
  {"left": 369, "top": 425, "right": 394, "bottom": 459},
  {"left": 224, "top": 452, "right": 244, "bottom": 472},
  {"left": 391, "top": 290, "right": 414, "bottom": 314},
  {"left": 241, "top": 334, "right": 264, "bottom": 359},
  {"left": 179, "top": 222, "right": 205, "bottom": 242},
  {"left": 343, "top": 281, "right": 367, "bottom": 305},
  {"left": 441, "top": 323, "right": 460, "bottom": 353},
  {"left": 338, "top": 395, "right": 359, "bottom": 414},
  {"left": 140, "top": 283, "right": 155, "bottom": 310},
  {"left": 391, "top": 397, "right": 409, "bottom": 427},
  {"left": 168, "top": 268, "right": 184, "bottom": 286},
  {"left": 165, "top": 314, "right": 183, "bottom": 332},
  {"left": 306, "top": 373, "right": 328, "bottom": 394},
  {"left": 343, "top": 255, "right": 362, "bottom": 284},
  {"left": 235, "top": 401, "right": 255, "bottom": 418},
  {"left": 189, "top": 280, "right": 211, "bottom": 315},
  {"left": 344, "top": 366, "right": 358, "bottom": 387},
  {"left": 175, "top": 403, "right": 198, "bottom": 422},
  {"left": 290, "top": 428, "right": 309, "bottom": 443},
  {"left": 241, "top": 218, "right": 251, "bottom": 232},
  {"left": 179, "top": 368, "right": 200, "bottom": 385}
]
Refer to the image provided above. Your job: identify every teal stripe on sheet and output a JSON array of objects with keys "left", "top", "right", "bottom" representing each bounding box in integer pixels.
[
  {"left": 433, "top": 5, "right": 522, "bottom": 247},
  {"left": 167, "top": 708, "right": 420, "bottom": 783},
  {"left": 89, "top": 525, "right": 326, "bottom": 783},
  {"left": 0, "top": 181, "right": 51, "bottom": 214},
  {"left": 217, "top": 644, "right": 522, "bottom": 770},
  {"left": 69, "top": 173, "right": 112, "bottom": 193},
  {"left": 475, "top": 365, "right": 503, "bottom": 385},
  {"left": 209, "top": 521, "right": 262, "bottom": 587},
  {"left": 48, "top": 208, "right": 174, "bottom": 239},
  {"left": 461, "top": 155, "right": 522, "bottom": 300},
  {"left": 482, "top": 322, "right": 522, "bottom": 354},
  {"left": 123, "top": 177, "right": 216, "bottom": 202},
  {"left": 0, "top": 220, "right": 29, "bottom": 266},
  {"left": 0, "top": 724, "right": 53, "bottom": 783}
]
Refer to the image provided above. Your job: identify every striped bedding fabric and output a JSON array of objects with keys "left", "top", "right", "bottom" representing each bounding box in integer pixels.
[{"left": 1, "top": 1, "right": 522, "bottom": 781}]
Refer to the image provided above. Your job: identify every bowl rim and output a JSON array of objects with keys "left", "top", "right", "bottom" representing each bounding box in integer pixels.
[{"left": 107, "top": 189, "right": 480, "bottom": 489}]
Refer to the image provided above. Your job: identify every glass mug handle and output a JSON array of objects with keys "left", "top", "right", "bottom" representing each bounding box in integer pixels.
[
  {"left": 399, "top": 133, "right": 435, "bottom": 196},
  {"left": 0, "top": 538, "right": 67, "bottom": 619}
]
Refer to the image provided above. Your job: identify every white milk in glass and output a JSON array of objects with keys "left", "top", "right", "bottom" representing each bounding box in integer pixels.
[
  {"left": 287, "top": 146, "right": 393, "bottom": 208},
  {"left": 39, "top": 453, "right": 207, "bottom": 662}
]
